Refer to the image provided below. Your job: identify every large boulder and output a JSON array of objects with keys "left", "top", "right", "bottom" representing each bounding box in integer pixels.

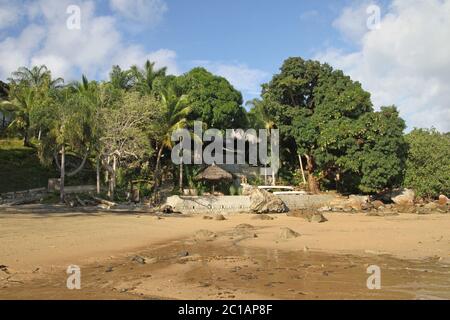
[
  {"left": 391, "top": 188, "right": 415, "bottom": 206},
  {"left": 438, "top": 195, "right": 449, "bottom": 205},
  {"left": 348, "top": 195, "right": 370, "bottom": 210},
  {"left": 242, "top": 185, "right": 288, "bottom": 214}
]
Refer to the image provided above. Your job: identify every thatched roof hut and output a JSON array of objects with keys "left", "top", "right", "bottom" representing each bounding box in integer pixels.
[{"left": 195, "top": 164, "right": 233, "bottom": 182}]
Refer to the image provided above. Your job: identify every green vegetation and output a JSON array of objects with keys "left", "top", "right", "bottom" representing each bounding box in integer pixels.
[
  {"left": 0, "top": 57, "right": 448, "bottom": 201},
  {"left": 0, "top": 139, "right": 56, "bottom": 193},
  {"left": 259, "top": 57, "right": 407, "bottom": 194},
  {"left": 404, "top": 129, "right": 450, "bottom": 198}
]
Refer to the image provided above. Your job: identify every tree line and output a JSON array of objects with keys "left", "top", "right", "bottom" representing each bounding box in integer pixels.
[{"left": 0, "top": 57, "right": 448, "bottom": 201}]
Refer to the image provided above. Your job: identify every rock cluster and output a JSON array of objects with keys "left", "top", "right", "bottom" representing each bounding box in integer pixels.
[{"left": 242, "top": 185, "right": 288, "bottom": 214}]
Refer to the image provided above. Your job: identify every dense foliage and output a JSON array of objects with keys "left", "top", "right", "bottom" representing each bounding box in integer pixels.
[
  {"left": 260, "top": 57, "right": 407, "bottom": 193},
  {"left": 404, "top": 129, "right": 450, "bottom": 198},
  {"left": 0, "top": 57, "right": 447, "bottom": 200}
]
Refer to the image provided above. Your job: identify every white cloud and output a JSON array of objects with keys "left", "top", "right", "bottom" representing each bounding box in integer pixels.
[
  {"left": 0, "top": 0, "right": 178, "bottom": 82},
  {"left": 316, "top": 0, "right": 450, "bottom": 132},
  {"left": 195, "top": 61, "right": 269, "bottom": 97},
  {"left": 109, "top": 0, "right": 167, "bottom": 25},
  {"left": 332, "top": 1, "right": 380, "bottom": 43},
  {"left": 112, "top": 47, "right": 179, "bottom": 75},
  {"left": 0, "top": 1, "right": 23, "bottom": 30}
]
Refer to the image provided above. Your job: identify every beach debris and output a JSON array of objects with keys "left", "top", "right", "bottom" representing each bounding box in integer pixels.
[
  {"left": 105, "top": 266, "right": 114, "bottom": 273},
  {"left": 194, "top": 229, "right": 217, "bottom": 241},
  {"left": 278, "top": 227, "right": 300, "bottom": 240},
  {"left": 178, "top": 251, "right": 189, "bottom": 257},
  {"left": 251, "top": 214, "right": 274, "bottom": 220},
  {"left": 131, "top": 255, "right": 146, "bottom": 265},
  {"left": 203, "top": 215, "right": 213, "bottom": 220}
]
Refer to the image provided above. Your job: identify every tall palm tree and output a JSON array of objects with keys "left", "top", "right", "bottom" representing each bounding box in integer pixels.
[
  {"left": 1, "top": 85, "right": 37, "bottom": 146},
  {"left": 10, "top": 65, "right": 64, "bottom": 88},
  {"left": 130, "top": 60, "right": 167, "bottom": 94},
  {"left": 154, "top": 84, "right": 192, "bottom": 191},
  {"left": 109, "top": 65, "right": 134, "bottom": 90}
]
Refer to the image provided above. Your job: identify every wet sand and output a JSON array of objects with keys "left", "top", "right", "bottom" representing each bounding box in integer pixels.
[{"left": 0, "top": 206, "right": 449, "bottom": 299}]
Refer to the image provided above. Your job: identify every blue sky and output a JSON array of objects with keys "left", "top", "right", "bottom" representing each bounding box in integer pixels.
[{"left": 0, "top": 0, "right": 449, "bottom": 131}]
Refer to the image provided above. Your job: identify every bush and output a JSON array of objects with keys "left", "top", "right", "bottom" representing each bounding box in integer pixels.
[{"left": 404, "top": 129, "right": 450, "bottom": 198}]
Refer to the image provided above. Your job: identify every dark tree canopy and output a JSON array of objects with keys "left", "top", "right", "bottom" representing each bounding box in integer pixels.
[
  {"left": 177, "top": 67, "right": 248, "bottom": 129},
  {"left": 404, "top": 129, "right": 450, "bottom": 198},
  {"left": 261, "top": 57, "right": 406, "bottom": 193}
]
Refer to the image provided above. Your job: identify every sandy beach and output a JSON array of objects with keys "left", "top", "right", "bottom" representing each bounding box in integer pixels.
[{"left": 1, "top": 206, "right": 449, "bottom": 300}]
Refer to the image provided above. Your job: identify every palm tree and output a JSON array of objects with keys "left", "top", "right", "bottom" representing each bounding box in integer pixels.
[
  {"left": 247, "top": 99, "right": 277, "bottom": 185},
  {"left": 130, "top": 60, "right": 167, "bottom": 94},
  {"left": 10, "top": 65, "right": 64, "bottom": 88},
  {"left": 154, "top": 84, "right": 192, "bottom": 191},
  {"left": 1, "top": 85, "right": 37, "bottom": 146},
  {"left": 109, "top": 65, "right": 134, "bottom": 90}
]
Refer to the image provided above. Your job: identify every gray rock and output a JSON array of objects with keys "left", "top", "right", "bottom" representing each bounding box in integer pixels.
[
  {"left": 391, "top": 188, "right": 415, "bottom": 206},
  {"left": 243, "top": 186, "right": 288, "bottom": 213},
  {"left": 131, "top": 255, "right": 146, "bottom": 264},
  {"left": 214, "top": 214, "right": 226, "bottom": 221},
  {"left": 278, "top": 227, "right": 300, "bottom": 240},
  {"left": 194, "top": 229, "right": 217, "bottom": 241},
  {"left": 310, "top": 213, "right": 328, "bottom": 223}
]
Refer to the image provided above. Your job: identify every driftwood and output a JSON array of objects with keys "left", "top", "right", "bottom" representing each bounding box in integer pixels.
[
  {"left": 92, "top": 196, "right": 117, "bottom": 207},
  {"left": 8, "top": 195, "right": 42, "bottom": 206},
  {"left": 75, "top": 196, "right": 86, "bottom": 207}
]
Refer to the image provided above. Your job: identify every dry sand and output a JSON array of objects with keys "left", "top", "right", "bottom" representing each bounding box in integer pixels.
[{"left": 0, "top": 206, "right": 449, "bottom": 299}]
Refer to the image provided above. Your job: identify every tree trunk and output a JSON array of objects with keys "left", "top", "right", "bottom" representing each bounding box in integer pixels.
[
  {"left": 60, "top": 145, "right": 65, "bottom": 203},
  {"left": 106, "top": 156, "right": 111, "bottom": 199},
  {"left": 179, "top": 137, "right": 183, "bottom": 193},
  {"left": 298, "top": 155, "right": 307, "bottom": 185},
  {"left": 96, "top": 156, "right": 101, "bottom": 194},
  {"left": 154, "top": 145, "right": 164, "bottom": 189},
  {"left": 23, "top": 130, "right": 31, "bottom": 147},
  {"left": 269, "top": 128, "right": 276, "bottom": 186},
  {"left": 37, "top": 128, "right": 42, "bottom": 141},
  {"left": 304, "top": 154, "right": 319, "bottom": 194},
  {"left": 110, "top": 155, "right": 117, "bottom": 200}
]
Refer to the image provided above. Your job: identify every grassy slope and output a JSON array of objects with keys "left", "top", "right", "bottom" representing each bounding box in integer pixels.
[
  {"left": 0, "top": 139, "right": 57, "bottom": 193},
  {"left": 0, "top": 138, "right": 97, "bottom": 194}
]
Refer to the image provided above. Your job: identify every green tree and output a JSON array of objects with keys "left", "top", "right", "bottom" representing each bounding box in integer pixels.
[
  {"left": 246, "top": 99, "right": 279, "bottom": 185},
  {"left": 153, "top": 84, "right": 192, "bottom": 191},
  {"left": 404, "top": 129, "right": 450, "bottom": 198},
  {"left": 177, "top": 67, "right": 248, "bottom": 129},
  {"left": 37, "top": 88, "right": 96, "bottom": 202},
  {"left": 130, "top": 60, "right": 167, "bottom": 95},
  {"left": 109, "top": 65, "right": 134, "bottom": 91},
  {"left": 262, "top": 57, "right": 406, "bottom": 193},
  {"left": 10, "top": 65, "right": 63, "bottom": 88},
  {"left": 98, "top": 91, "right": 161, "bottom": 199},
  {"left": 2, "top": 84, "right": 50, "bottom": 146}
]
